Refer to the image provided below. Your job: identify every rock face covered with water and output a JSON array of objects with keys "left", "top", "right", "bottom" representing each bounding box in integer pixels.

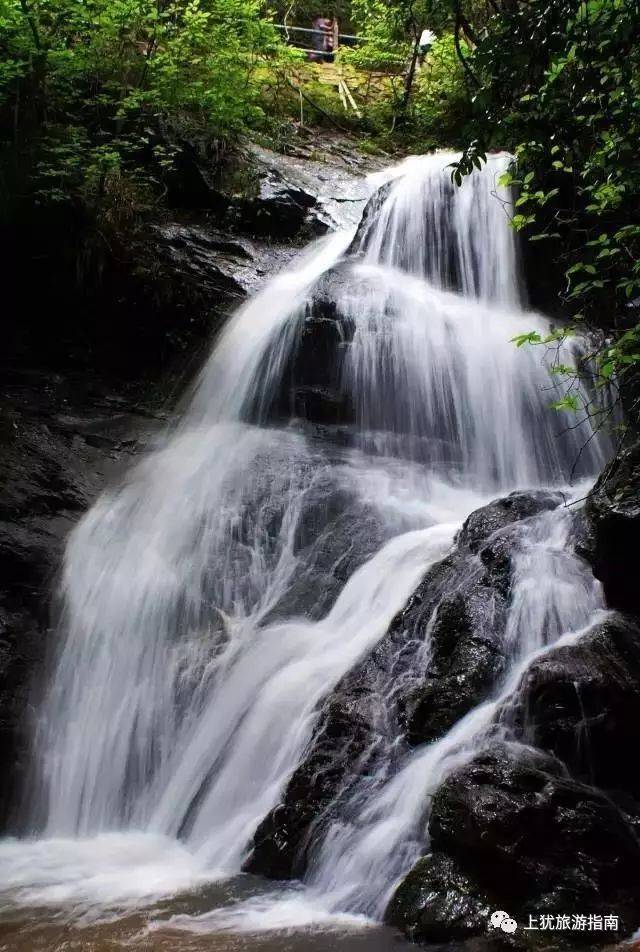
[
  {"left": 245, "top": 489, "right": 564, "bottom": 880},
  {"left": 388, "top": 616, "right": 640, "bottom": 944},
  {"left": 0, "top": 138, "right": 375, "bottom": 825},
  {"left": 2, "top": 148, "right": 639, "bottom": 949}
]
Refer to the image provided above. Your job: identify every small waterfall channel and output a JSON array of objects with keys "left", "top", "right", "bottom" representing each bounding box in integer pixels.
[{"left": 0, "top": 153, "right": 613, "bottom": 946}]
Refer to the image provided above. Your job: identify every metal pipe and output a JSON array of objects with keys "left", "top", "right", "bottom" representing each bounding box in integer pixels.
[{"left": 273, "top": 24, "right": 366, "bottom": 41}]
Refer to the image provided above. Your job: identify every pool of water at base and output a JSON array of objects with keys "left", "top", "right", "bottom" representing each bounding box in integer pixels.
[{"left": 0, "top": 875, "right": 419, "bottom": 952}]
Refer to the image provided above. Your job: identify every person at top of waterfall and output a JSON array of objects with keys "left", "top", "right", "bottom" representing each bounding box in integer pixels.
[
  {"left": 324, "top": 14, "right": 338, "bottom": 62},
  {"left": 309, "top": 14, "right": 327, "bottom": 61},
  {"left": 309, "top": 14, "right": 337, "bottom": 62}
]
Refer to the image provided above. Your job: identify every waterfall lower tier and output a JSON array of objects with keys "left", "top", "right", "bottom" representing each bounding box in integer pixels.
[{"left": 1, "top": 150, "right": 629, "bottom": 946}]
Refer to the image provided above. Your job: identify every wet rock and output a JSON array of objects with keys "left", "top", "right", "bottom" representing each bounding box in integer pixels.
[
  {"left": 386, "top": 853, "right": 492, "bottom": 944},
  {"left": 0, "top": 371, "right": 158, "bottom": 827},
  {"left": 139, "top": 221, "right": 297, "bottom": 328},
  {"left": 388, "top": 743, "right": 640, "bottom": 944},
  {"left": 348, "top": 180, "right": 393, "bottom": 254},
  {"left": 404, "top": 491, "right": 563, "bottom": 746},
  {"left": 264, "top": 267, "right": 356, "bottom": 427},
  {"left": 244, "top": 142, "right": 379, "bottom": 234},
  {"left": 247, "top": 490, "right": 562, "bottom": 880},
  {"left": 171, "top": 139, "right": 317, "bottom": 236},
  {"left": 458, "top": 491, "right": 564, "bottom": 554},
  {"left": 403, "top": 576, "right": 507, "bottom": 746},
  {"left": 246, "top": 688, "right": 377, "bottom": 879},
  {"left": 230, "top": 176, "right": 324, "bottom": 242},
  {"left": 582, "top": 440, "right": 640, "bottom": 617},
  {"left": 167, "top": 138, "right": 376, "bottom": 242},
  {"left": 507, "top": 616, "right": 640, "bottom": 803}
]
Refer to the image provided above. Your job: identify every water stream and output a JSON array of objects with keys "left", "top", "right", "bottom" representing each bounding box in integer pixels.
[{"left": 0, "top": 152, "right": 612, "bottom": 949}]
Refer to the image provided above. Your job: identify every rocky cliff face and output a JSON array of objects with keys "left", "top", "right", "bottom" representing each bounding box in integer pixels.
[
  {"left": 387, "top": 617, "right": 640, "bottom": 946},
  {"left": 0, "top": 136, "right": 377, "bottom": 828},
  {"left": 246, "top": 477, "right": 640, "bottom": 947},
  {"left": 0, "top": 371, "right": 160, "bottom": 826}
]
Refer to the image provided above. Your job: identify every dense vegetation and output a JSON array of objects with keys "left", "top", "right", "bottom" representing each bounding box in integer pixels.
[
  {"left": 0, "top": 0, "right": 469, "bottom": 219},
  {"left": 1, "top": 0, "right": 638, "bottom": 420},
  {"left": 453, "top": 0, "right": 640, "bottom": 424},
  {"left": 0, "top": 0, "right": 297, "bottom": 221}
]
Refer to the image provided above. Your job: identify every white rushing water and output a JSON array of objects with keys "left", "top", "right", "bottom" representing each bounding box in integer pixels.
[{"left": 0, "top": 152, "right": 613, "bottom": 933}]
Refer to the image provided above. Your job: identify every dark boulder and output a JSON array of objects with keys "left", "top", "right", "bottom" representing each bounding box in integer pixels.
[
  {"left": 246, "top": 490, "right": 563, "bottom": 880},
  {"left": 246, "top": 686, "right": 377, "bottom": 879},
  {"left": 385, "top": 853, "right": 492, "bottom": 944},
  {"left": 261, "top": 266, "right": 356, "bottom": 427},
  {"left": 404, "top": 491, "right": 563, "bottom": 746},
  {"left": 244, "top": 141, "right": 378, "bottom": 235},
  {"left": 458, "top": 491, "right": 564, "bottom": 553},
  {"left": 402, "top": 576, "right": 507, "bottom": 747},
  {"left": 245, "top": 616, "right": 411, "bottom": 879},
  {"left": 582, "top": 440, "right": 640, "bottom": 617},
  {"left": 507, "top": 616, "right": 640, "bottom": 804},
  {"left": 388, "top": 743, "right": 640, "bottom": 944},
  {"left": 229, "top": 176, "right": 324, "bottom": 242}
]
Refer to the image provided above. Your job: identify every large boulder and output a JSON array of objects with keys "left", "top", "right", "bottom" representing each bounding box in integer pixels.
[
  {"left": 245, "top": 490, "right": 563, "bottom": 880},
  {"left": 388, "top": 615, "right": 640, "bottom": 946},
  {"left": 261, "top": 266, "right": 356, "bottom": 428},
  {"left": 245, "top": 685, "right": 377, "bottom": 879},
  {"left": 387, "top": 743, "right": 640, "bottom": 944},
  {"left": 507, "top": 616, "right": 640, "bottom": 804},
  {"left": 582, "top": 440, "right": 640, "bottom": 617},
  {"left": 386, "top": 852, "right": 492, "bottom": 945},
  {"left": 403, "top": 491, "right": 563, "bottom": 746}
]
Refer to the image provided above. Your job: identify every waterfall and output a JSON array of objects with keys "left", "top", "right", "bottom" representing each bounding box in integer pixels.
[{"left": 0, "top": 152, "right": 612, "bottom": 928}]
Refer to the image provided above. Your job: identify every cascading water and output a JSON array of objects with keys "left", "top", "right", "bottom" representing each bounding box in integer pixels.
[{"left": 0, "top": 152, "right": 613, "bottom": 940}]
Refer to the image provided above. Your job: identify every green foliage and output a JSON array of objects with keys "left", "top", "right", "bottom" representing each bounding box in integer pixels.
[
  {"left": 0, "top": 0, "right": 474, "bottom": 212},
  {"left": 338, "top": 0, "right": 469, "bottom": 147},
  {"left": 0, "top": 0, "right": 291, "bottom": 212},
  {"left": 454, "top": 0, "right": 640, "bottom": 420},
  {"left": 346, "top": 0, "right": 410, "bottom": 72},
  {"left": 408, "top": 33, "right": 469, "bottom": 147},
  {"left": 347, "top": 0, "right": 452, "bottom": 72},
  {"left": 268, "top": 0, "right": 354, "bottom": 33}
]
